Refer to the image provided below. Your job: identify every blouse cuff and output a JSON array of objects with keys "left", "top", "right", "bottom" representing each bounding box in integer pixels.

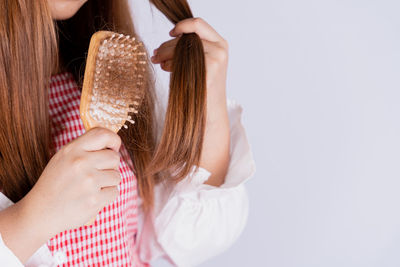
[{"left": 137, "top": 98, "right": 256, "bottom": 266}]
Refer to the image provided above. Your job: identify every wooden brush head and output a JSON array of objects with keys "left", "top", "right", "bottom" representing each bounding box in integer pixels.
[{"left": 80, "top": 31, "right": 149, "bottom": 133}]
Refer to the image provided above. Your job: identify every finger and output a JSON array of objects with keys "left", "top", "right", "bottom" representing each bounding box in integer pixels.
[
  {"left": 157, "top": 40, "right": 227, "bottom": 72},
  {"left": 151, "top": 45, "right": 175, "bottom": 64},
  {"left": 153, "top": 38, "right": 179, "bottom": 55},
  {"left": 87, "top": 149, "right": 120, "bottom": 170},
  {"left": 99, "top": 185, "right": 119, "bottom": 207},
  {"left": 95, "top": 170, "right": 122, "bottom": 188},
  {"left": 170, "top": 17, "right": 223, "bottom": 44},
  {"left": 152, "top": 38, "right": 179, "bottom": 63},
  {"left": 153, "top": 36, "right": 226, "bottom": 65},
  {"left": 160, "top": 60, "right": 173, "bottom": 72},
  {"left": 154, "top": 39, "right": 219, "bottom": 65},
  {"left": 77, "top": 127, "right": 121, "bottom": 153}
]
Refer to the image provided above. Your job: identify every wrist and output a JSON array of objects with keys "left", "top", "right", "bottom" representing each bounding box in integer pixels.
[
  {"left": 18, "top": 192, "right": 58, "bottom": 242},
  {"left": 200, "top": 98, "right": 230, "bottom": 186},
  {"left": 206, "top": 82, "right": 227, "bottom": 123},
  {"left": 206, "top": 99, "right": 228, "bottom": 126}
]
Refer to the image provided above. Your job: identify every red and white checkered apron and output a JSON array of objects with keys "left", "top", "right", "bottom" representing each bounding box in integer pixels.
[{"left": 46, "top": 72, "right": 148, "bottom": 267}]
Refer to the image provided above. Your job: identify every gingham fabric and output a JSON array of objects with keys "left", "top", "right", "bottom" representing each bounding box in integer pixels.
[{"left": 45, "top": 72, "right": 148, "bottom": 267}]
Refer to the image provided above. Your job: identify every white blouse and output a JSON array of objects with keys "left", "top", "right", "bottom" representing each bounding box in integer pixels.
[{"left": 0, "top": 99, "right": 256, "bottom": 267}]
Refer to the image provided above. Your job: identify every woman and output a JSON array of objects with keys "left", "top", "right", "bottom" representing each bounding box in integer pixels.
[{"left": 0, "top": 0, "right": 255, "bottom": 266}]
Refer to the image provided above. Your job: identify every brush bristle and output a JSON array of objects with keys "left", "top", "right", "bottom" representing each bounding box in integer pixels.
[{"left": 82, "top": 32, "right": 149, "bottom": 133}]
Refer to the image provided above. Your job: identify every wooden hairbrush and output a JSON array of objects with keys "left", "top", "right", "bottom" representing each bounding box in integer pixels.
[
  {"left": 80, "top": 31, "right": 149, "bottom": 133},
  {"left": 80, "top": 31, "right": 149, "bottom": 225}
]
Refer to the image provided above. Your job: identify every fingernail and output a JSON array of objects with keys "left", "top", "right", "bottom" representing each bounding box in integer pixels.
[
  {"left": 153, "top": 49, "right": 158, "bottom": 55},
  {"left": 169, "top": 28, "right": 175, "bottom": 35}
]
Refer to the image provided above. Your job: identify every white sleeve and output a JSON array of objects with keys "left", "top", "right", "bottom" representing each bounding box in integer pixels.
[{"left": 136, "top": 99, "right": 256, "bottom": 267}]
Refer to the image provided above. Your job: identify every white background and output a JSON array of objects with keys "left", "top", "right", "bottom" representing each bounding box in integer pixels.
[{"left": 130, "top": 0, "right": 400, "bottom": 266}]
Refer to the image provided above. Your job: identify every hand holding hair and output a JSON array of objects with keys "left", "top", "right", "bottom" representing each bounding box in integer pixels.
[
  {"left": 152, "top": 17, "right": 229, "bottom": 111},
  {"left": 151, "top": 17, "right": 230, "bottom": 186}
]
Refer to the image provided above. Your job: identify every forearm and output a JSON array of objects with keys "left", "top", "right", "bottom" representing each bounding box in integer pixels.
[
  {"left": 0, "top": 196, "right": 52, "bottom": 263},
  {"left": 199, "top": 96, "right": 230, "bottom": 187}
]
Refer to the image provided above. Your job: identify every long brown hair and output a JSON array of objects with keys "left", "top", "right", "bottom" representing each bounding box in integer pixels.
[{"left": 0, "top": 0, "right": 206, "bottom": 212}]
